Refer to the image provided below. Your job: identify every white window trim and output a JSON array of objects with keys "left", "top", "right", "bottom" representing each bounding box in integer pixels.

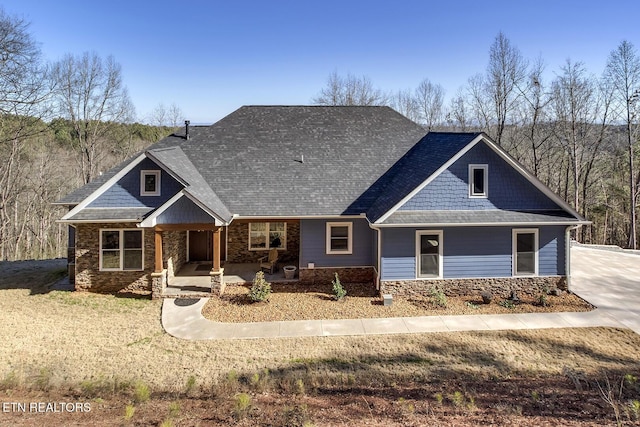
[
  {"left": 512, "top": 228, "right": 539, "bottom": 276},
  {"left": 415, "top": 230, "right": 444, "bottom": 279},
  {"left": 140, "top": 170, "right": 161, "bottom": 196},
  {"left": 326, "top": 222, "right": 353, "bottom": 255},
  {"left": 248, "top": 222, "right": 287, "bottom": 251},
  {"left": 99, "top": 228, "right": 144, "bottom": 271},
  {"left": 468, "top": 164, "right": 488, "bottom": 198}
]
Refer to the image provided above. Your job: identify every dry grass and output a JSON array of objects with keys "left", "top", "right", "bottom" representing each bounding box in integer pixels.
[
  {"left": 0, "top": 259, "right": 639, "bottom": 396},
  {"left": 202, "top": 282, "right": 592, "bottom": 323}
]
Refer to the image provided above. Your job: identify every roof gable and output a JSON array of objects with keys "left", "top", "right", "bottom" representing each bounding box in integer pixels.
[
  {"left": 368, "top": 132, "right": 482, "bottom": 221},
  {"left": 398, "top": 141, "right": 562, "bottom": 211},
  {"left": 373, "top": 132, "right": 584, "bottom": 224}
]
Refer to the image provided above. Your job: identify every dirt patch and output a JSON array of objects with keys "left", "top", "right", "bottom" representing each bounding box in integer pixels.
[
  {"left": 202, "top": 282, "right": 593, "bottom": 323},
  {"left": 1, "top": 373, "right": 636, "bottom": 426}
]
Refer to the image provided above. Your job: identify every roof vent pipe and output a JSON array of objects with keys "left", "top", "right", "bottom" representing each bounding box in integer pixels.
[{"left": 185, "top": 120, "right": 190, "bottom": 140}]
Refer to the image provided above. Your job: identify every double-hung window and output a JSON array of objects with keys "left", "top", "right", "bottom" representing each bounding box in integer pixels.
[
  {"left": 326, "top": 222, "right": 353, "bottom": 254},
  {"left": 416, "top": 230, "right": 443, "bottom": 278},
  {"left": 248, "top": 222, "right": 286, "bottom": 250},
  {"left": 100, "top": 229, "right": 144, "bottom": 271},
  {"left": 469, "top": 164, "right": 488, "bottom": 198},
  {"left": 140, "top": 170, "right": 161, "bottom": 196},
  {"left": 512, "top": 229, "right": 538, "bottom": 276}
]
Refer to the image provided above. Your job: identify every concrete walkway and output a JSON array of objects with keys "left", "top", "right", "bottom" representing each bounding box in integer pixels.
[{"left": 162, "top": 245, "right": 640, "bottom": 340}]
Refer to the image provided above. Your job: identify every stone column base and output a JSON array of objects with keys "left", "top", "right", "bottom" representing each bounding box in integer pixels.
[
  {"left": 151, "top": 269, "right": 167, "bottom": 300},
  {"left": 210, "top": 268, "right": 225, "bottom": 296}
]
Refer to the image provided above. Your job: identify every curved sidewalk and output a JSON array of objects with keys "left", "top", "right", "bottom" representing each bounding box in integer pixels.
[
  {"left": 161, "top": 299, "right": 623, "bottom": 340},
  {"left": 161, "top": 245, "right": 640, "bottom": 340}
]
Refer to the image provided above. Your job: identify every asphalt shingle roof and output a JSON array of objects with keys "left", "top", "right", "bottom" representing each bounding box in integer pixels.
[
  {"left": 381, "top": 210, "right": 581, "bottom": 225},
  {"left": 367, "top": 132, "right": 482, "bottom": 221},
  {"left": 147, "top": 146, "right": 233, "bottom": 222},
  {"left": 150, "top": 106, "right": 428, "bottom": 217},
  {"left": 66, "top": 207, "right": 153, "bottom": 222}
]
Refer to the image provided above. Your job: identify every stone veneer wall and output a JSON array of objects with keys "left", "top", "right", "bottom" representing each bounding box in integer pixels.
[
  {"left": 380, "top": 276, "right": 567, "bottom": 298},
  {"left": 226, "top": 220, "right": 300, "bottom": 263},
  {"left": 75, "top": 223, "right": 155, "bottom": 293},
  {"left": 298, "top": 267, "right": 375, "bottom": 285},
  {"left": 163, "top": 230, "right": 186, "bottom": 280}
]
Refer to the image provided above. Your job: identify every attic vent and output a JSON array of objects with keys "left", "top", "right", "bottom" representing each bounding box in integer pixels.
[{"left": 185, "top": 120, "right": 190, "bottom": 140}]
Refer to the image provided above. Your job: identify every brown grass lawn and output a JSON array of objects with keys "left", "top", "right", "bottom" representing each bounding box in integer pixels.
[{"left": 1, "top": 259, "right": 640, "bottom": 426}]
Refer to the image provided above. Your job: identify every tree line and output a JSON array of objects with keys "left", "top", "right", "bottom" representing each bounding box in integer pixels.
[
  {"left": 0, "top": 9, "right": 181, "bottom": 260},
  {"left": 313, "top": 33, "right": 640, "bottom": 249}
]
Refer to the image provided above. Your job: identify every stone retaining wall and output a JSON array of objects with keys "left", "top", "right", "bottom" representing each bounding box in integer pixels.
[
  {"left": 298, "top": 267, "right": 375, "bottom": 285},
  {"left": 380, "top": 276, "right": 567, "bottom": 298}
]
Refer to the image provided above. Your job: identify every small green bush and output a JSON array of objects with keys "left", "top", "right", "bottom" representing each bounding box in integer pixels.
[
  {"left": 429, "top": 287, "right": 447, "bottom": 308},
  {"left": 499, "top": 299, "right": 515, "bottom": 309},
  {"left": 332, "top": 273, "right": 347, "bottom": 300},
  {"left": 249, "top": 271, "right": 271, "bottom": 302}
]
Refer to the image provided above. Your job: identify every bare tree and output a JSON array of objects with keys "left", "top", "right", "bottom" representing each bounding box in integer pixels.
[
  {"left": 446, "top": 89, "right": 470, "bottom": 131},
  {"left": 551, "top": 60, "right": 611, "bottom": 239},
  {"left": 0, "top": 9, "right": 51, "bottom": 260},
  {"left": 484, "top": 32, "right": 529, "bottom": 146},
  {"left": 51, "top": 52, "right": 135, "bottom": 184},
  {"left": 390, "top": 89, "right": 420, "bottom": 123},
  {"left": 605, "top": 40, "right": 640, "bottom": 249},
  {"left": 415, "top": 78, "right": 444, "bottom": 130},
  {"left": 147, "top": 102, "right": 184, "bottom": 127},
  {"left": 313, "top": 71, "right": 388, "bottom": 106}
]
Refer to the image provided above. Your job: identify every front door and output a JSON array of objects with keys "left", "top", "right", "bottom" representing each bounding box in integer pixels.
[{"left": 189, "top": 231, "right": 212, "bottom": 261}]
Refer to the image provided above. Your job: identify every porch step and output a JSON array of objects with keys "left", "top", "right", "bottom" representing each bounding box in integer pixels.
[{"left": 162, "top": 291, "right": 213, "bottom": 299}]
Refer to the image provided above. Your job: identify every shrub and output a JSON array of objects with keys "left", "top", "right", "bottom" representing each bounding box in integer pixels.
[
  {"left": 429, "top": 287, "right": 447, "bottom": 308},
  {"left": 249, "top": 271, "right": 271, "bottom": 302},
  {"left": 499, "top": 299, "right": 515, "bottom": 309},
  {"left": 332, "top": 273, "right": 347, "bottom": 300}
]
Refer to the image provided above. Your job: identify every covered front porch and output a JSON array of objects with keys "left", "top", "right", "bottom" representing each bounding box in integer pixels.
[{"left": 162, "top": 261, "right": 299, "bottom": 297}]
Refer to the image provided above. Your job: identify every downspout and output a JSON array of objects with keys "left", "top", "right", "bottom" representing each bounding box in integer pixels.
[
  {"left": 565, "top": 224, "right": 581, "bottom": 292},
  {"left": 369, "top": 223, "right": 382, "bottom": 291}
]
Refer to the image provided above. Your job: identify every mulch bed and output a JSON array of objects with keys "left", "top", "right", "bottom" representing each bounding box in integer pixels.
[{"left": 202, "top": 282, "right": 594, "bottom": 323}]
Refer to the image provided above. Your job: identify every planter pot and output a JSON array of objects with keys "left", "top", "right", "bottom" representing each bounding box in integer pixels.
[{"left": 284, "top": 265, "right": 297, "bottom": 279}]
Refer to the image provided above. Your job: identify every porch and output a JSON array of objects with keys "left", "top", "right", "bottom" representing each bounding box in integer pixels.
[{"left": 162, "top": 261, "right": 299, "bottom": 298}]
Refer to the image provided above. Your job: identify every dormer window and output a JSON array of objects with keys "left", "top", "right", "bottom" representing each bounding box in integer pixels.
[
  {"left": 140, "top": 170, "right": 161, "bottom": 196},
  {"left": 469, "top": 164, "right": 488, "bottom": 198}
]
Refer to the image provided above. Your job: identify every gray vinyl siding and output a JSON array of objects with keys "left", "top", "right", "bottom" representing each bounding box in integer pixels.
[
  {"left": 380, "top": 226, "right": 566, "bottom": 281},
  {"left": 399, "top": 142, "right": 561, "bottom": 211},
  {"left": 300, "top": 218, "right": 374, "bottom": 268},
  {"left": 88, "top": 158, "right": 183, "bottom": 208},
  {"left": 155, "top": 196, "right": 215, "bottom": 224}
]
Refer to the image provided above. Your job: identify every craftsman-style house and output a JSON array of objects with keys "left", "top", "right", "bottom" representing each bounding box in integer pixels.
[{"left": 56, "top": 106, "right": 587, "bottom": 298}]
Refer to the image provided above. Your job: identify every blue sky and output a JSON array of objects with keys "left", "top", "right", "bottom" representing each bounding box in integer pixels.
[{"left": 3, "top": 0, "right": 639, "bottom": 123}]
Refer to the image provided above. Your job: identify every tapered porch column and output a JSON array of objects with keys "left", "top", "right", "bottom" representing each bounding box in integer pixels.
[
  {"left": 212, "top": 227, "right": 221, "bottom": 272},
  {"left": 154, "top": 229, "right": 163, "bottom": 273}
]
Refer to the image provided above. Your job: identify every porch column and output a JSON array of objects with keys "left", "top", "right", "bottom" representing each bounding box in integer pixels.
[
  {"left": 154, "top": 229, "right": 163, "bottom": 273},
  {"left": 213, "top": 227, "right": 221, "bottom": 272}
]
